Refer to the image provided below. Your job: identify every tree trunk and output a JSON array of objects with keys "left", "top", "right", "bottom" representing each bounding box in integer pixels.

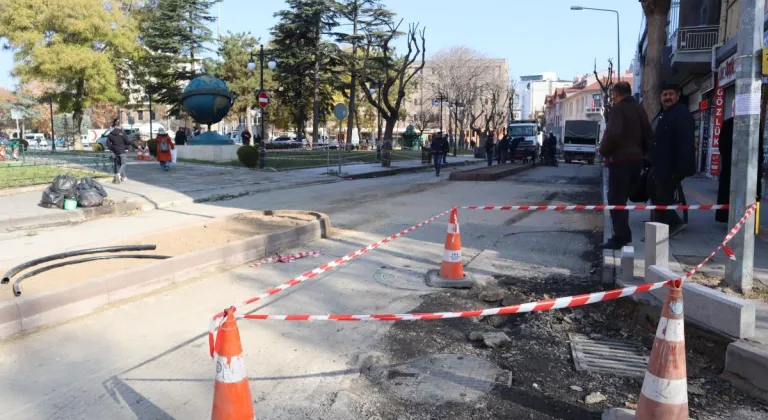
[
  {"left": 245, "top": 106, "right": 252, "bottom": 143},
  {"left": 384, "top": 117, "right": 396, "bottom": 141},
  {"left": 73, "top": 79, "right": 85, "bottom": 151},
  {"left": 312, "top": 23, "right": 321, "bottom": 146},
  {"left": 641, "top": 0, "right": 671, "bottom": 118},
  {"left": 345, "top": 2, "right": 359, "bottom": 149}
]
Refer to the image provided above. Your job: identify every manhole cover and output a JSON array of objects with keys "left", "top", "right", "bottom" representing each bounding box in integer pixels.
[
  {"left": 569, "top": 333, "right": 649, "bottom": 377},
  {"left": 372, "top": 354, "right": 503, "bottom": 404},
  {"left": 373, "top": 268, "right": 433, "bottom": 292}
]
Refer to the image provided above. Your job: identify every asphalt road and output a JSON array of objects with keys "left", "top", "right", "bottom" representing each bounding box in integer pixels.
[{"left": 0, "top": 163, "right": 607, "bottom": 419}]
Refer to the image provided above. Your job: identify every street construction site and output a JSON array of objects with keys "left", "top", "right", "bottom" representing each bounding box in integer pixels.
[{"left": 0, "top": 162, "right": 767, "bottom": 419}]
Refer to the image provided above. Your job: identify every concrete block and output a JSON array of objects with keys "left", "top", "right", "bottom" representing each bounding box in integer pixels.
[
  {"left": 647, "top": 265, "right": 756, "bottom": 339},
  {"left": 0, "top": 300, "right": 21, "bottom": 339},
  {"left": 17, "top": 282, "right": 110, "bottom": 332},
  {"left": 295, "top": 220, "right": 322, "bottom": 244},
  {"left": 265, "top": 229, "right": 299, "bottom": 255},
  {"left": 223, "top": 235, "right": 266, "bottom": 266},
  {"left": 105, "top": 262, "right": 177, "bottom": 303},
  {"left": 620, "top": 246, "right": 635, "bottom": 286},
  {"left": 725, "top": 341, "right": 768, "bottom": 393},
  {"left": 644, "top": 222, "right": 669, "bottom": 279}
]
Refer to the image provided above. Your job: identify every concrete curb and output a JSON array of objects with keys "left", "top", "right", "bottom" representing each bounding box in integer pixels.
[
  {"left": 448, "top": 163, "right": 533, "bottom": 181},
  {"left": 343, "top": 159, "right": 483, "bottom": 180},
  {"left": 0, "top": 210, "right": 331, "bottom": 340}
]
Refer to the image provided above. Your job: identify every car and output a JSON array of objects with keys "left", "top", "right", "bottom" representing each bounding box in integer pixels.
[
  {"left": 272, "top": 135, "right": 302, "bottom": 146},
  {"left": 93, "top": 128, "right": 141, "bottom": 152}
]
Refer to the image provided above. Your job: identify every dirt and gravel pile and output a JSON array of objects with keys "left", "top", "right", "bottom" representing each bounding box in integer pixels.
[{"left": 355, "top": 247, "right": 768, "bottom": 419}]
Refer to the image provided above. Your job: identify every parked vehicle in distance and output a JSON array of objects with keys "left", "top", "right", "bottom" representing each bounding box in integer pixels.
[
  {"left": 508, "top": 122, "right": 541, "bottom": 163},
  {"left": 93, "top": 127, "right": 141, "bottom": 152},
  {"left": 272, "top": 135, "right": 304, "bottom": 146},
  {"left": 563, "top": 120, "right": 599, "bottom": 165},
  {"left": 24, "top": 133, "right": 47, "bottom": 148}
]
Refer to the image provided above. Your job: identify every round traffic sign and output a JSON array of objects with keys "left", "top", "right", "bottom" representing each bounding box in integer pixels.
[
  {"left": 333, "top": 103, "right": 348, "bottom": 120},
  {"left": 258, "top": 91, "right": 270, "bottom": 109}
]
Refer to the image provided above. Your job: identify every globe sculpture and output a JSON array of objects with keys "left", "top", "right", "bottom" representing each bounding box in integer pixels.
[{"left": 181, "top": 75, "right": 235, "bottom": 145}]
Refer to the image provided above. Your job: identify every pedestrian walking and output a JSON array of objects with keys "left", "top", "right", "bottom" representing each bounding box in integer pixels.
[
  {"left": 441, "top": 135, "right": 449, "bottom": 164},
  {"left": 107, "top": 119, "right": 131, "bottom": 184},
  {"left": 154, "top": 128, "right": 175, "bottom": 171},
  {"left": 648, "top": 84, "right": 696, "bottom": 236},
  {"left": 174, "top": 127, "right": 187, "bottom": 146},
  {"left": 498, "top": 132, "right": 509, "bottom": 164},
  {"left": 241, "top": 129, "right": 252, "bottom": 146},
  {"left": 484, "top": 135, "right": 495, "bottom": 167},
  {"left": 431, "top": 136, "right": 446, "bottom": 176},
  {"left": 598, "top": 81, "right": 653, "bottom": 250}
]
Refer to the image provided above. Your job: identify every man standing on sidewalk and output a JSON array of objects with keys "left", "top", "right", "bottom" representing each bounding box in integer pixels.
[
  {"left": 431, "top": 135, "right": 447, "bottom": 176},
  {"left": 598, "top": 82, "right": 653, "bottom": 250},
  {"left": 107, "top": 120, "right": 132, "bottom": 184},
  {"left": 649, "top": 84, "right": 696, "bottom": 236}
]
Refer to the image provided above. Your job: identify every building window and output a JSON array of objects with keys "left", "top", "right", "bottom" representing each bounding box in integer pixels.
[
  {"left": 150, "top": 111, "right": 156, "bottom": 120},
  {"left": 137, "top": 110, "right": 144, "bottom": 121},
  {"left": 592, "top": 94, "right": 601, "bottom": 108},
  {"left": 413, "top": 99, "right": 419, "bottom": 106}
]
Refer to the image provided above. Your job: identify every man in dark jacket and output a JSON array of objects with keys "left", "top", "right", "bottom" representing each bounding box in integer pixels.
[
  {"left": 598, "top": 81, "right": 653, "bottom": 250},
  {"left": 484, "top": 134, "right": 495, "bottom": 167},
  {"left": 174, "top": 128, "right": 187, "bottom": 146},
  {"left": 649, "top": 84, "right": 696, "bottom": 236},
  {"left": 107, "top": 121, "right": 132, "bottom": 184},
  {"left": 431, "top": 135, "right": 447, "bottom": 176},
  {"left": 241, "top": 129, "right": 252, "bottom": 146},
  {"left": 498, "top": 132, "right": 509, "bottom": 164},
  {"left": 441, "top": 135, "right": 449, "bottom": 163}
]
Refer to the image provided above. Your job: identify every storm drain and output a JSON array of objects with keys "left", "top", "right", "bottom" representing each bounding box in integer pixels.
[
  {"left": 369, "top": 354, "right": 502, "bottom": 404},
  {"left": 373, "top": 268, "right": 433, "bottom": 292},
  {"left": 569, "top": 333, "right": 649, "bottom": 377}
]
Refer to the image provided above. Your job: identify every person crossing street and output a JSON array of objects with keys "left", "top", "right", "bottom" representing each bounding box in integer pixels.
[{"left": 431, "top": 135, "right": 447, "bottom": 176}]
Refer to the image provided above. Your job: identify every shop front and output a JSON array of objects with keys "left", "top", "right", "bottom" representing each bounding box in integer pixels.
[{"left": 706, "top": 53, "right": 740, "bottom": 178}]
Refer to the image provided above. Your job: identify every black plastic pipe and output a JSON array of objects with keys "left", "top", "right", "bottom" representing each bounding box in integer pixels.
[
  {"left": 13, "top": 254, "right": 171, "bottom": 296},
  {"left": 1, "top": 245, "right": 157, "bottom": 285}
]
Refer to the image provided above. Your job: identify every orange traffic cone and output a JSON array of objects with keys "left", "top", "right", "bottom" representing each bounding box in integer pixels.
[
  {"left": 425, "top": 207, "right": 475, "bottom": 288},
  {"left": 136, "top": 147, "right": 144, "bottom": 161},
  {"left": 143, "top": 146, "right": 152, "bottom": 161},
  {"left": 211, "top": 308, "right": 255, "bottom": 420},
  {"left": 635, "top": 282, "right": 688, "bottom": 419}
]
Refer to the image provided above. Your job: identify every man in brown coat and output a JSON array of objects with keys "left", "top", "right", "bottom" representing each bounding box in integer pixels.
[{"left": 598, "top": 81, "right": 653, "bottom": 250}]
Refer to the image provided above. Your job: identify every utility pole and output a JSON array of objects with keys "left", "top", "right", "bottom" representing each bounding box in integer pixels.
[{"left": 726, "top": 0, "right": 764, "bottom": 292}]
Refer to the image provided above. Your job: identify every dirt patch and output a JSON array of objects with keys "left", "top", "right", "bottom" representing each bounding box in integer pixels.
[
  {"left": 358, "top": 250, "right": 768, "bottom": 419},
  {"left": 687, "top": 272, "right": 768, "bottom": 302},
  {"left": 1, "top": 212, "right": 315, "bottom": 300}
]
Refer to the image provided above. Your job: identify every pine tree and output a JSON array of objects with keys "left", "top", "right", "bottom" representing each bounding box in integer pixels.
[
  {"left": 271, "top": 0, "right": 339, "bottom": 140},
  {"left": 137, "top": 0, "right": 220, "bottom": 113}
]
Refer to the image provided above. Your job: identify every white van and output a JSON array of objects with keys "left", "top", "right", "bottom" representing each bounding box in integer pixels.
[{"left": 24, "top": 133, "right": 47, "bottom": 148}]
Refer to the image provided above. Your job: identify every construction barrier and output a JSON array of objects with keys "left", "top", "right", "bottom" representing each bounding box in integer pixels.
[{"left": 462, "top": 204, "right": 729, "bottom": 211}]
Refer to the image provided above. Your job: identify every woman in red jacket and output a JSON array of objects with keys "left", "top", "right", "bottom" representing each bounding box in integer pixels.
[{"left": 155, "top": 128, "right": 175, "bottom": 171}]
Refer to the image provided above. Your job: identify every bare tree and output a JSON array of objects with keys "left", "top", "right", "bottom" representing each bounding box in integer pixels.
[
  {"left": 481, "top": 76, "right": 509, "bottom": 134},
  {"left": 508, "top": 77, "right": 519, "bottom": 121},
  {"left": 641, "top": 0, "right": 671, "bottom": 117},
  {"left": 594, "top": 59, "right": 615, "bottom": 123},
  {"left": 359, "top": 20, "right": 426, "bottom": 141},
  {"left": 411, "top": 75, "right": 438, "bottom": 136}
]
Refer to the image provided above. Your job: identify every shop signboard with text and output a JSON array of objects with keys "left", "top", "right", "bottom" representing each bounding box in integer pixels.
[
  {"left": 718, "top": 55, "right": 740, "bottom": 87},
  {"left": 709, "top": 80, "right": 725, "bottom": 176}
]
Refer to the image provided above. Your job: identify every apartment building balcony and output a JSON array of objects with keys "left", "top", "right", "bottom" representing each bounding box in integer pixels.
[
  {"left": 585, "top": 106, "right": 602, "bottom": 115},
  {"left": 669, "top": 25, "right": 719, "bottom": 75}
]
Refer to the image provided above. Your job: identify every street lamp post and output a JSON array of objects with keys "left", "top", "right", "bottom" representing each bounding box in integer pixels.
[
  {"left": 570, "top": 6, "right": 620, "bottom": 79},
  {"left": 248, "top": 45, "right": 277, "bottom": 144},
  {"left": 49, "top": 97, "right": 55, "bottom": 151},
  {"left": 450, "top": 101, "right": 464, "bottom": 157}
]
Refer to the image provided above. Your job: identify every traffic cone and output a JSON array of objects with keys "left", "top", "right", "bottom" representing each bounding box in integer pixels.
[
  {"left": 635, "top": 282, "right": 688, "bottom": 419},
  {"left": 211, "top": 308, "right": 255, "bottom": 420},
  {"left": 143, "top": 146, "right": 152, "bottom": 161},
  {"left": 136, "top": 147, "right": 144, "bottom": 161},
  {"left": 425, "top": 207, "right": 475, "bottom": 288}
]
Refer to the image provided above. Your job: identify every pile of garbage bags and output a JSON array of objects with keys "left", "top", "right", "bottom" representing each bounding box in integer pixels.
[{"left": 41, "top": 175, "right": 108, "bottom": 209}]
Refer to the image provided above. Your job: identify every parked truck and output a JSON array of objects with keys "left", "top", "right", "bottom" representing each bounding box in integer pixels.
[{"left": 563, "top": 120, "right": 599, "bottom": 165}]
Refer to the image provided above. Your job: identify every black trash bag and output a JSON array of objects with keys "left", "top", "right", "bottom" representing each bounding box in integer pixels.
[
  {"left": 41, "top": 186, "right": 65, "bottom": 209},
  {"left": 76, "top": 189, "right": 104, "bottom": 208},
  {"left": 77, "top": 177, "right": 108, "bottom": 198},
  {"left": 630, "top": 167, "right": 650, "bottom": 203},
  {"left": 51, "top": 174, "right": 78, "bottom": 197}
]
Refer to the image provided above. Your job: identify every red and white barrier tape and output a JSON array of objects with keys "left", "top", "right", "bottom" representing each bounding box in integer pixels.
[
  {"left": 462, "top": 204, "right": 728, "bottom": 211},
  {"left": 236, "top": 203, "right": 758, "bottom": 323},
  {"left": 208, "top": 208, "right": 452, "bottom": 356},
  {"left": 251, "top": 251, "right": 324, "bottom": 268}
]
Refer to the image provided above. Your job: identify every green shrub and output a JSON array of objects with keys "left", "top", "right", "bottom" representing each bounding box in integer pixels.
[{"left": 237, "top": 145, "right": 259, "bottom": 168}]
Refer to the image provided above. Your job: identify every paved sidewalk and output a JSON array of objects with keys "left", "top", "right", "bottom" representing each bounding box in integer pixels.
[
  {"left": 612, "top": 174, "right": 767, "bottom": 345},
  {"left": 0, "top": 157, "right": 483, "bottom": 232}
]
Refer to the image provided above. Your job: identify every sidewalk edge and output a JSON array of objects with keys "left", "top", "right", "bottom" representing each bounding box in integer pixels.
[{"left": 0, "top": 210, "right": 331, "bottom": 340}]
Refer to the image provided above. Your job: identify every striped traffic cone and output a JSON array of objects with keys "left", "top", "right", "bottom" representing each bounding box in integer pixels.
[
  {"left": 136, "top": 147, "right": 144, "bottom": 161},
  {"left": 143, "top": 146, "right": 152, "bottom": 161},
  {"left": 635, "top": 282, "right": 688, "bottom": 419},
  {"left": 425, "top": 207, "right": 475, "bottom": 289},
  {"left": 211, "top": 308, "right": 255, "bottom": 420}
]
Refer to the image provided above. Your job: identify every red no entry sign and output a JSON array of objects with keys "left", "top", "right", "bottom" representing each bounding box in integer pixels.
[{"left": 258, "top": 91, "right": 270, "bottom": 108}]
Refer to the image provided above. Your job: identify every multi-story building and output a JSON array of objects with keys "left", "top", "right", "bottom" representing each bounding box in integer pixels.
[
  {"left": 519, "top": 73, "right": 573, "bottom": 121},
  {"left": 543, "top": 70, "right": 632, "bottom": 142},
  {"left": 401, "top": 58, "right": 510, "bottom": 139},
  {"left": 633, "top": 0, "right": 765, "bottom": 176}
]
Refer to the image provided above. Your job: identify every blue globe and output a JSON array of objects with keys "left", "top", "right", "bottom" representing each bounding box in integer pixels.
[{"left": 181, "top": 76, "right": 234, "bottom": 126}]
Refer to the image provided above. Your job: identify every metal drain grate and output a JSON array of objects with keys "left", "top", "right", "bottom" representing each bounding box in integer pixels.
[{"left": 569, "top": 333, "right": 649, "bottom": 377}]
